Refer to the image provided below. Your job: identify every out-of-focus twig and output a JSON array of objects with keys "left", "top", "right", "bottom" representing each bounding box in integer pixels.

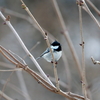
[
  {"left": 16, "top": 71, "right": 32, "bottom": 100},
  {"left": 68, "top": 92, "right": 85, "bottom": 100},
  {"left": 91, "top": 56, "right": 100, "bottom": 65},
  {"left": 0, "top": 71, "right": 14, "bottom": 100},
  {"left": 0, "top": 45, "right": 85, "bottom": 100},
  {"left": 62, "top": 52, "right": 71, "bottom": 91},
  {"left": 52, "top": 0, "right": 82, "bottom": 79},
  {"left": 81, "top": 0, "right": 100, "bottom": 28},
  {"left": 0, "top": 62, "right": 69, "bottom": 89},
  {"left": 9, "top": 51, "right": 32, "bottom": 100},
  {"left": 0, "top": 80, "right": 30, "bottom": 98},
  {"left": 23, "top": 41, "right": 40, "bottom": 59},
  {"left": 78, "top": 2, "right": 88, "bottom": 100},
  {"left": 0, "top": 7, "right": 71, "bottom": 91},
  {"left": 0, "top": 90, "right": 14, "bottom": 100},
  {"left": 20, "top": 0, "right": 60, "bottom": 90},
  {"left": 0, "top": 7, "right": 55, "bottom": 42},
  {"left": 0, "top": 68, "right": 22, "bottom": 72},
  {"left": 85, "top": 0, "right": 100, "bottom": 16},
  {"left": 0, "top": 11, "right": 54, "bottom": 87}
]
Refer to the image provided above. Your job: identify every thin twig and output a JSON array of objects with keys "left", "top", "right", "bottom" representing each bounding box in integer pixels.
[
  {"left": 0, "top": 90, "right": 14, "bottom": 100},
  {"left": 0, "top": 68, "right": 22, "bottom": 72},
  {"left": 0, "top": 48, "right": 17, "bottom": 65},
  {"left": 0, "top": 61, "right": 68, "bottom": 89},
  {"left": 0, "top": 62, "right": 14, "bottom": 68},
  {"left": 8, "top": 51, "right": 31, "bottom": 100},
  {"left": 91, "top": 56, "right": 100, "bottom": 65},
  {"left": 68, "top": 92, "right": 85, "bottom": 100},
  {"left": 0, "top": 46, "right": 56, "bottom": 90},
  {"left": 0, "top": 80, "right": 30, "bottom": 98},
  {"left": 0, "top": 7, "right": 71, "bottom": 90},
  {"left": 78, "top": 2, "right": 88, "bottom": 100},
  {"left": 81, "top": 0, "right": 100, "bottom": 28},
  {"left": 16, "top": 71, "right": 32, "bottom": 100},
  {"left": 20, "top": 0, "right": 59, "bottom": 90},
  {"left": 53, "top": 63, "right": 60, "bottom": 90},
  {"left": 52, "top": 0, "right": 82, "bottom": 78},
  {"left": 0, "top": 72, "right": 14, "bottom": 100},
  {"left": 62, "top": 52, "right": 71, "bottom": 91},
  {"left": 0, "top": 7, "right": 55, "bottom": 42},
  {"left": 1, "top": 7, "right": 71, "bottom": 90},
  {"left": 23, "top": 41, "right": 40, "bottom": 59},
  {"left": 0, "top": 46, "right": 24, "bottom": 67},
  {"left": 0, "top": 46, "right": 85, "bottom": 100},
  {"left": 85, "top": 0, "right": 100, "bottom": 16},
  {"left": 0, "top": 11, "right": 54, "bottom": 87},
  {"left": 9, "top": 50, "right": 26, "bottom": 65}
]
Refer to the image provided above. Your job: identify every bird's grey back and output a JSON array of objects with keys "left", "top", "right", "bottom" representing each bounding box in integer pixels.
[{"left": 36, "top": 48, "right": 50, "bottom": 60}]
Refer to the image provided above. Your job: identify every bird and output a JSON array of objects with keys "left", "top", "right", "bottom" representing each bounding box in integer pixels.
[{"left": 36, "top": 40, "right": 62, "bottom": 63}]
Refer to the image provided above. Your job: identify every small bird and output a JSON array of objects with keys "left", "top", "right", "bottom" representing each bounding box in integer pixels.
[{"left": 36, "top": 40, "right": 62, "bottom": 63}]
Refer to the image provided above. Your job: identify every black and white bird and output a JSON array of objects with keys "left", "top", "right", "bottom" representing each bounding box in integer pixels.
[{"left": 36, "top": 40, "right": 62, "bottom": 63}]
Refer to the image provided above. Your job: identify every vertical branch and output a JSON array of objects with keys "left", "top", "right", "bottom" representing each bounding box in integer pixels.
[
  {"left": 20, "top": 0, "right": 60, "bottom": 90},
  {"left": 52, "top": 0, "right": 82, "bottom": 78},
  {"left": 53, "top": 64, "right": 60, "bottom": 90},
  {"left": 0, "top": 8, "right": 72, "bottom": 91},
  {"left": 78, "top": 2, "right": 87, "bottom": 100},
  {"left": 85, "top": 0, "right": 100, "bottom": 16}
]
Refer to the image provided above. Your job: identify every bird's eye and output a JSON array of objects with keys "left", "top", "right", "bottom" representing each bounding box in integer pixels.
[{"left": 51, "top": 46, "right": 59, "bottom": 49}]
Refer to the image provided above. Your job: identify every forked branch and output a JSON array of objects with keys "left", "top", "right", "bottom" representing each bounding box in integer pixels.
[{"left": 0, "top": 45, "right": 85, "bottom": 100}]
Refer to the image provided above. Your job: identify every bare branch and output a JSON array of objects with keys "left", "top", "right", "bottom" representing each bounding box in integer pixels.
[
  {"left": 20, "top": 0, "right": 60, "bottom": 90},
  {"left": 0, "top": 45, "right": 85, "bottom": 100},
  {"left": 16, "top": 71, "right": 32, "bottom": 100},
  {"left": 86, "top": 0, "right": 100, "bottom": 16},
  {"left": 0, "top": 11, "right": 54, "bottom": 87},
  {"left": 52, "top": 0, "right": 82, "bottom": 78},
  {"left": 81, "top": 0, "right": 100, "bottom": 28},
  {"left": 0, "top": 90, "right": 14, "bottom": 100},
  {"left": 77, "top": 1, "right": 88, "bottom": 100},
  {"left": 0, "top": 68, "right": 22, "bottom": 72},
  {"left": 91, "top": 56, "right": 100, "bottom": 65},
  {"left": 0, "top": 72, "right": 14, "bottom": 99}
]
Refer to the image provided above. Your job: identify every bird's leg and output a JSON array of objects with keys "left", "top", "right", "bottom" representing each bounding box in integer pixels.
[
  {"left": 51, "top": 61, "right": 53, "bottom": 63},
  {"left": 55, "top": 62, "right": 58, "bottom": 64},
  {"left": 51, "top": 61, "right": 58, "bottom": 65}
]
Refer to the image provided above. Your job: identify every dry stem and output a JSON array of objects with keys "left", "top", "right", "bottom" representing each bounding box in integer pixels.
[
  {"left": 20, "top": 0, "right": 60, "bottom": 90},
  {"left": 81, "top": 0, "right": 100, "bottom": 28},
  {"left": 0, "top": 11, "right": 54, "bottom": 87},
  {"left": 86, "top": 0, "right": 100, "bottom": 16},
  {"left": 52, "top": 0, "right": 82, "bottom": 78},
  {"left": 0, "top": 72, "right": 14, "bottom": 100},
  {"left": 0, "top": 45, "right": 85, "bottom": 100},
  {"left": 0, "top": 90, "right": 13, "bottom": 100},
  {"left": 78, "top": 3, "right": 88, "bottom": 100},
  {"left": 0, "top": 68, "right": 22, "bottom": 72},
  {"left": 91, "top": 56, "right": 100, "bottom": 65},
  {"left": 0, "top": 8, "right": 71, "bottom": 90}
]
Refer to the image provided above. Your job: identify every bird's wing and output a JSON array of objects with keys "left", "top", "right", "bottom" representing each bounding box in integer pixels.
[
  {"left": 40, "top": 48, "right": 50, "bottom": 57},
  {"left": 36, "top": 48, "right": 50, "bottom": 60}
]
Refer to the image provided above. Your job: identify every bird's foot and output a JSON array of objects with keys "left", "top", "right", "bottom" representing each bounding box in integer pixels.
[{"left": 51, "top": 61, "right": 58, "bottom": 64}]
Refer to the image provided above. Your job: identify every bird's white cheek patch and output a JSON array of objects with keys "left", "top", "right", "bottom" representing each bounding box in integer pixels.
[{"left": 51, "top": 46, "right": 59, "bottom": 49}]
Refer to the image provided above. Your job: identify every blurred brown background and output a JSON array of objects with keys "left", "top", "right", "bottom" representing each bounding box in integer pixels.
[{"left": 0, "top": 0, "right": 100, "bottom": 100}]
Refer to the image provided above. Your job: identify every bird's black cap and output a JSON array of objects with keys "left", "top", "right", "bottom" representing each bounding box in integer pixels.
[
  {"left": 51, "top": 40, "right": 62, "bottom": 51},
  {"left": 51, "top": 40, "right": 60, "bottom": 46}
]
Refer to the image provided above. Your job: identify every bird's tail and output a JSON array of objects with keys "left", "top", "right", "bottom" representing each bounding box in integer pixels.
[{"left": 36, "top": 57, "right": 41, "bottom": 60}]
